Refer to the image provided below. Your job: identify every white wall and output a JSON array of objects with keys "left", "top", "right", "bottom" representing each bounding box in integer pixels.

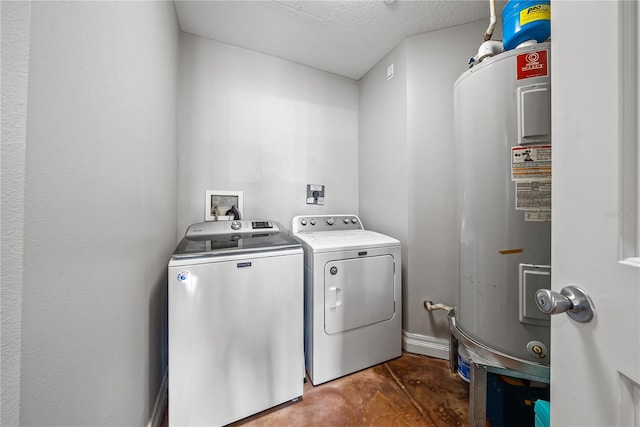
[
  {"left": 178, "top": 33, "right": 359, "bottom": 233},
  {"left": 358, "top": 43, "right": 409, "bottom": 322},
  {"left": 1, "top": 2, "right": 179, "bottom": 425},
  {"left": 359, "top": 19, "right": 502, "bottom": 357},
  {"left": 1, "top": 2, "right": 32, "bottom": 425},
  {"left": 405, "top": 20, "right": 503, "bottom": 347}
]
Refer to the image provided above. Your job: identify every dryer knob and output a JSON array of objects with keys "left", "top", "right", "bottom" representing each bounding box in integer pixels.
[
  {"left": 343, "top": 218, "right": 350, "bottom": 224},
  {"left": 351, "top": 218, "right": 358, "bottom": 224},
  {"left": 301, "top": 219, "right": 308, "bottom": 226},
  {"left": 327, "top": 217, "right": 335, "bottom": 225},
  {"left": 310, "top": 219, "right": 316, "bottom": 226}
]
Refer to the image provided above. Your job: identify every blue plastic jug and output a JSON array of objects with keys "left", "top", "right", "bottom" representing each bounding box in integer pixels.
[{"left": 503, "top": 0, "right": 551, "bottom": 51}]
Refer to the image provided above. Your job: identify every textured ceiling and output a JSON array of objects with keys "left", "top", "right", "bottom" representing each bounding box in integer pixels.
[{"left": 174, "top": 0, "right": 505, "bottom": 80}]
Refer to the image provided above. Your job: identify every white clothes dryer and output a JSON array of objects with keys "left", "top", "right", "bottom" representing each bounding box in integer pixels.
[{"left": 292, "top": 214, "right": 402, "bottom": 385}]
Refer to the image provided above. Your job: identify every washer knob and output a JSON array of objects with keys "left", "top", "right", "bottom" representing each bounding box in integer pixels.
[
  {"left": 343, "top": 218, "right": 350, "bottom": 224},
  {"left": 310, "top": 219, "right": 316, "bottom": 226},
  {"left": 327, "top": 217, "right": 335, "bottom": 225},
  {"left": 351, "top": 218, "right": 358, "bottom": 224},
  {"left": 231, "top": 221, "right": 242, "bottom": 231},
  {"left": 301, "top": 219, "right": 307, "bottom": 226}
]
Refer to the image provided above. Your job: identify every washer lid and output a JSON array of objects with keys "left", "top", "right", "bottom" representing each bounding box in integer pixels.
[
  {"left": 173, "top": 221, "right": 300, "bottom": 258},
  {"left": 294, "top": 230, "right": 400, "bottom": 253}
]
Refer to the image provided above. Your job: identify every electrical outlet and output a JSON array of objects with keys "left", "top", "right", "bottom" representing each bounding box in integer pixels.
[{"left": 306, "top": 184, "right": 325, "bottom": 205}]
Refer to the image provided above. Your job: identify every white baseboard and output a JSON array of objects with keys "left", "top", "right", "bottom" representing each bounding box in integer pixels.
[
  {"left": 402, "top": 330, "right": 450, "bottom": 360},
  {"left": 148, "top": 369, "right": 168, "bottom": 427}
]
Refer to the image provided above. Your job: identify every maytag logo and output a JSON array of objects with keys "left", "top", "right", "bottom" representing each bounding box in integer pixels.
[{"left": 237, "top": 262, "right": 252, "bottom": 268}]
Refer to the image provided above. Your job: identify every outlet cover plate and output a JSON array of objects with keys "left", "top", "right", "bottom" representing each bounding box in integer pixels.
[{"left": 306, "top": 184, "right": 325, "bottom": 205}]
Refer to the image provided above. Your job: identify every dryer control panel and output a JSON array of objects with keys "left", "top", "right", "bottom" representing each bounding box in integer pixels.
[{"left": 292, "top": 215, "right": 364, "bottom": 233}]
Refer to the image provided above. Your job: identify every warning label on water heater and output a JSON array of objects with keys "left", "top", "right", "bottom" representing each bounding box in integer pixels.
[
  {"left": 516, "top": 180, "right": 551, "bottom": 211},
  {"left": 511, "top": 145, "right": 551, "bottom": 180},
  {"left": 524, "top": 210, "right": 552, "bottom": 222},
  {"left": 512, "top": 145, "right": 552, "bottom": 221}
]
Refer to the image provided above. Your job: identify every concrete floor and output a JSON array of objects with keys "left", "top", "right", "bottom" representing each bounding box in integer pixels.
[{"left": 163, "top": 352, "right": 470, "bottom": 426}]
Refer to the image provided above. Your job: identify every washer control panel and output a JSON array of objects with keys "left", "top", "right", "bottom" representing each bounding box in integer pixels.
[
  {"left": 186, "top": 220, "right": 277, "bottom": 237},
  {"left": 291, "top": 215, "right": 364, "bottom": 233}
]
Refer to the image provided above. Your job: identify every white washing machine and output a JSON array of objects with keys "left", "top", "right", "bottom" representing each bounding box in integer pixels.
[
  {"left": 168, "top": 220, "right": 304, "bottom": 426},
  {"left": 291, "top": 214, "right": 402, "bottom": 385}
]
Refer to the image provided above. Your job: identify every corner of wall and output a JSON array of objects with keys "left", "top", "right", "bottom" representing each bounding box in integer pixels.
[{"left": 1, "top": 1, "right": 32, "bottom": 426}]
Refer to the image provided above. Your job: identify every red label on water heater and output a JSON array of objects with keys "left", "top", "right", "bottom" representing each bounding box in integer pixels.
[{"left": 517, "top": 50, "right": 548, "bottom": 80}]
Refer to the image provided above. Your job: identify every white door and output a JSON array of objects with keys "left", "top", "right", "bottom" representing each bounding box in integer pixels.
[{"left": 552, "top": 1, "right": 640, "bottom": 425}]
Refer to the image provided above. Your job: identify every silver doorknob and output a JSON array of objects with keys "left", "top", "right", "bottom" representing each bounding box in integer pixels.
[{"left": 535, "top": 285, "right": 595, "bottom": 323}]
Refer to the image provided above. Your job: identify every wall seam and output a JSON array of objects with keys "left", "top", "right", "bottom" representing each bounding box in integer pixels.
[{"left": 1, "top": 1, "right": 32, "bottom": 425}]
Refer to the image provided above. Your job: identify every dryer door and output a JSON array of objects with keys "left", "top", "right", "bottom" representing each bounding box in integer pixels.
[{"left": 324, "top": 255, "right": 395, "bottom": 335}]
